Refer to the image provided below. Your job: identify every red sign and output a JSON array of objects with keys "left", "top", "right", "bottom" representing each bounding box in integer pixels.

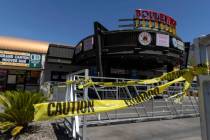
[{"left": 136, "top": 9, "right": 176, "bottom": 27}]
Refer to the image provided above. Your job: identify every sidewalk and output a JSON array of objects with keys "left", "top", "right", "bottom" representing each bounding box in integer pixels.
[{"left": 86, "top": 117, "right": 201, "bottom": 140}]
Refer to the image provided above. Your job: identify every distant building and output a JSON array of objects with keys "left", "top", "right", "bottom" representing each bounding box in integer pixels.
[{"left": 188, "top": 34, "right": 210, "bottom": 66}]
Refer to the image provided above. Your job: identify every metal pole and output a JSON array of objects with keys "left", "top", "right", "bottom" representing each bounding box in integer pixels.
[
  {"left": 82, "top": 69, "right": 89, "bottom": 140},
  {"left": 70, "top": 75, "right": 77, "bottom": 139},
  {"left": 94, "top": 22, "right": 104, "bottom": 77},
  {"left": 205, "top": 45, "right": 209, "bottom": 75}
]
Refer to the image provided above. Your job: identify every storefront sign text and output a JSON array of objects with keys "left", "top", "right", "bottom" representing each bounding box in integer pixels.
[
  {"left": 135, "top": 9, "right": 176, "bottom": 35},
  {"left": 0, "top": 50, "right": 42, "bottom": 68}
]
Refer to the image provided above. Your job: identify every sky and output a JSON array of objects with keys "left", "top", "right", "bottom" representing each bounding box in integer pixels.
[{"left": 0, "top": 0, "right": 210, "bottom": 46}]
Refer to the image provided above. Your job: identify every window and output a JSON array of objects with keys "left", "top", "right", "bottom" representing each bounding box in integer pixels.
[
  {"left": 26, "top": 71, "right": 41, "bottom": 85},
  {"left": 51, "top": 71, "right": 68, "bottom": 82},
  {"left": 7, "top": 75, "right": 16, "bottom": 84},
  {"left": 16, "top": 75, "right": 25, "bottom": 84}
]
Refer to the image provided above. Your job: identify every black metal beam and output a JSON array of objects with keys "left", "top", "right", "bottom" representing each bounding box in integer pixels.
[{"left": 94, "top": 22, "right": 109, "bottom": 77}]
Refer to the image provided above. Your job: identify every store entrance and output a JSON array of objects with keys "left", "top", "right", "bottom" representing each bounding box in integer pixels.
[
  {"left": 7, "top": 70, "right": 26, "bottom": 91},
  {"left": 0, "top": 69, "right": 41, "bottom": 92}
]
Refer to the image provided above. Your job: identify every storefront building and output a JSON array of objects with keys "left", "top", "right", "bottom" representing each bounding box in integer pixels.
[
  {"left": 0, "top": 36, "right": 48, "bottom": 91},
  {"left": 42, "top": 44, "right": 82, "bottom": 83},
  {"left": 0, "top": 37, "right": 83, "bottom": 92},
  {"left": 73, "top": 9, "right": 188, "bottom": 79}
]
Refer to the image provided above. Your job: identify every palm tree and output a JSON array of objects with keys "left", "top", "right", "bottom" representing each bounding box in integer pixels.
[{"left": 0, "top": 90, "right": 47, "bottom": 136}]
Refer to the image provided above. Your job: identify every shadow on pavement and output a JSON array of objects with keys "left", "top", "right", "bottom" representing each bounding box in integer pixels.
[{"left": 51, "top": 123, "right": 70, "bottom": 140}]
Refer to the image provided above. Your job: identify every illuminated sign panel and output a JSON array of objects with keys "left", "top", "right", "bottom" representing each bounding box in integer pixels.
[
  {"left": 0, "top": 50, "right": 42, "bottom": 68},
  {"left": 135, "top": 9, "right": 176, "bottom": 35},
  {"left": 156, "top": 33, "right": 169, "bottom": 47},
  {"left": 172, "top": 38, "right": 184, "bottom": 51}
]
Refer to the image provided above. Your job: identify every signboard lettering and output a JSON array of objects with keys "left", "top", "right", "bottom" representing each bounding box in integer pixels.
[
  {"left": 0, "top": 50, "right": 42, "bottom": 68},
  {"left": 135, "top": 9, "right": 176, "bottom": 35}
]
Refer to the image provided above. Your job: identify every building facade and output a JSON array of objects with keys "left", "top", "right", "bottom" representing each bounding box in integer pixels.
[
  {"left": 0, "top": 37, "right": 76, "bottom": 92},
  {"left": 0, "top": 9, "right": 191, "bottom": 92},
  {"left": 42, "top": 44, "right": 81, "bottom": 83},
  {"left": 0, "top": 36, "right": 48, "bottom": 91},
  {"left": 73, "top": 9, "right": 187, "bottom": 79}
]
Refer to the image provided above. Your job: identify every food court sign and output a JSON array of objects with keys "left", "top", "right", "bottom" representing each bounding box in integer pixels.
[
  {"left": 135, "top": 9, "right": 177, "bottom": 35},
  {"left": 0, "top": 50, "right": 42, "bottom": 68}
]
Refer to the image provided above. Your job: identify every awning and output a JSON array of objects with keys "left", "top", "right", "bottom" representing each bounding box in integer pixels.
[{"left": 0, "top": 36, "right": 49, "bottom": 54}]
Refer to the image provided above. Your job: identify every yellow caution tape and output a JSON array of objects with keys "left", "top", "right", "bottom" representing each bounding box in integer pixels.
[
  {"left": 77, "top": 66, "right": 207, "bottom": 89},
  {"left": 66, "top": 79, "right": 89, "bottom": 85},
  {"left": 169, "top": 71, "right": 194, "bottom": 103},
  {"left": 77, "top": 69, "right": 188, "bottom": 89},
  {"left": 34, "top": 77, "right": 185, "bottom": 121},
  {"left": 34, "top": 66, "right": 207, "bottom": 121}
]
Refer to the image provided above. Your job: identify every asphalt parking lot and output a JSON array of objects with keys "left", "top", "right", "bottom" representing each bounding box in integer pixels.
[{"left": 86, "top": 117, "right": 201, "bottom": 140}]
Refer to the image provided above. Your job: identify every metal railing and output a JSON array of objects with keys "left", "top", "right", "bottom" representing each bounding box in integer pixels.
[{"left": 43, "top": 69, "right": 199, "bottom": 140}]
